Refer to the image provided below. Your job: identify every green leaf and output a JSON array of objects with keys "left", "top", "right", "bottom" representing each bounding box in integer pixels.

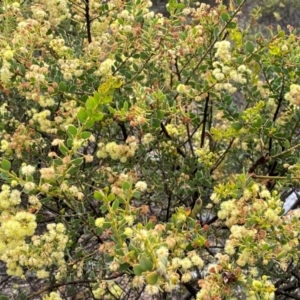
[
  {"left": 101, "top": 205, "right": 108, "bottom": 213},
  {"left": 85, "top": 119, "right": 95, "bottom": 129},
  {"left": 136, "top": 75, "right": 145, "bottom": 81},
  {"left": 93, "top": 112, "right": 104, "bottom": 121},
  {"left": 72, "top": 158, "right": 83, "bottom": 166},
  {"left": 54, "top": 159, "right": 63, "bottom": 166},
  {"left": 88, "top": 216, "right": 95, "bottom": 225},
  {"left": 69, "top": 85, "right": 76, "bottom": 93},
  {"left": 81, "top": 131, "right": 91, "bottom": 139},
  {"left": 77, "top": 108, "right": 88, "bottom": 123},
  {"left": 221, "top": 12, "right": 229, "bottom": 22},
  {"left": 59, "top": 81, "right": 67, "bottom": 92},
  {"left": 112, "top": 199, "right": 119, "bottom": 211},
  {"left": 94, "top": 190, "right": 104, "bottom": 200},
  {"left": 86, "top": 97, "right": 98, "bottom": 110},
  {"left": 67, "top": 125, "right": 77, "bottom": 136},
  {"left": 107, "top": 193, "right": 115, "bottom": 202},
  {"left": 123, "top": 101, "right": 129, "bottom": 111},
  {"left": 1, "top": 159, "right": 11, "bottom": 171},
  {"left": 133, "top": 63, "right": 139, "bottom": 72},
  {"left": 232, "top": 122, "right": 243, "bottom": 131},
  {"left": 146, "top": 271, "right": 159, "bottom": 285},
  {"left": 245, "top": 41, "right": 255, "bottom": 54},
  {"left": 139, "top": 255, "right": 153, "bottom": 271},
  {"left": 132, "top": 191, "right": 141, "bottom": 199},
  {"left": 122, "top": 181, "right": 131, "bottom": 190},
  {"left": 59, "top": 144, "right": 68, "bottom": 155},
  {"left": 140, "top": 52, "right": 147, "bottom": 59},
  {"left": 67, "top": 138, "right": 73, "bottom": 148},
  {"left": 151, "top": 118, "right": 161, "bottom": 128},
  {"left": 252, "top": 117, "right": 262, "bottom": 128},
  {"left": 119, "top": 263, "right": 130, "bottom": 271},
  {"left": 133, "top": 264, "right": 144, "bottom": 275},
  {"left": 227, "top": 22, "right": 236, "bottom": 29}
]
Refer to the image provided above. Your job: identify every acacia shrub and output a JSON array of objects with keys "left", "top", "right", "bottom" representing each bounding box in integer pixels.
[{"left": 0, "top": 0, "right": 300, "bottom": 299}]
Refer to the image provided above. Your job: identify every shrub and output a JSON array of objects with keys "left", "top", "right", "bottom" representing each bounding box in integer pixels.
[{"left": 0, "top": 0, "right": 300, "bottom": 299}]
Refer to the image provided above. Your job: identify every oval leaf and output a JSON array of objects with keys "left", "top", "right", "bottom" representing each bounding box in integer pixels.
[
  {"left": 1, "top": 159, "right": 11, "bottom": 171},
  {"left": 146, "top": 271, "right": 159, "bottom": 285}
]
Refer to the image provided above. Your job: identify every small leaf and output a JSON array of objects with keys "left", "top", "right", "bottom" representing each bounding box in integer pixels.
[
  {"left": 112, "top": 199, "right": 119, "bottom": 211},
  {"left": 139, "top": 255, "right": 153, "bottom": 271},
  {"left": 252, "top": 117, "right": 262, "bottom": 128},
  {"left": 1, "top": 159, "right": 11, "bottom": 171},
  {"left": 67, "top": 125, "right": 77, "bottom": 136},
  {"left": 101, "top": 205, "right": 108, "bottom": 213},
  {"left": 88, "top": 216, "right": 95, "bottom": 225},
  {"left": 54, "top": 159, "right": 63, "bottom": 166},
  {"left": 133, "top": 264, "right": 144, "bottom": 276},
  {"left": 132, "top": 191, "right": 141, "bottom": 199},
  {"left": 93, "top": 112, "right": 104, "bottom": 121},
  {"left": 232, "top": 122, "right": 243, "bottom": 131},
  {"left": 221, "top": 12, "right": 229, "bottom": 22},
  {"left": 72, "top": 158, "right": 83, "bottom": 166},
  {"left": 94, "top": 190, "right": 104, "bottom": 200},
  {"left": 77, "top": 108, "right": 88, "bottom": 123},
  {"left": 86, "top": 97, "right": 98, "bottom": 110},
  {"left": 227, "top": 22, "right": 236, "bottom": 29},
  {"left": 140, "top": 52, "right": 148, "bottom": 59},
  {"left": 122, "top": 181, "right": 131, "bottom": 190},
  {"left": 107, "top": 193, "right": 115, "bottom": 202},
  {"left": 245, "top": 41, "right": 255, "bottom": 53},
  {"left": 136, "top": 75, "right": 145, "bottom": 81},
  {"left": 151, "top": 118, "right": 161, "bottom": 128},
  {"left": 81, "top": 131, "right": 91, "bottom": 139},
  {"left": 123, "top": 101, "right": 129, "bottom": 111},
  {"left": 119, "top": 263, "right": 130, "bottom": 271},
  {"left": 85, "top": 119, "right": 95, "bottom": 129},
  {"left": 59, "top": 81, "right": 67, "bottom": 92},
  {"left": 59, "top": 144, "right": 68, "bottom": 155},
  {"left": 146, "top": 271, "right": 159, "bottom": 285}
]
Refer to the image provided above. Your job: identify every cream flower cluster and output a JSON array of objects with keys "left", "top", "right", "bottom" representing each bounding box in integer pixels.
[
  {"left": 0, "top": 184, "right": 21, "bottom": 210},
  {"left": 97, "top": 136, "right": 138, "bottom": 163},
  {"left": 95, "top": 59, "right": 115, "bottom": 77},
  {"left": 59, "top": 182, "right": 84, "bottom": 201},
  {"left": 1, "top": 124, "right": 37, "bottom": 158},
  {"left": 34, "top": 0, "right": 71, "bottom": 26},
  {"left": 0, "top": 60, "right": 12, "bottom": 85},
  {"left": 49, "top": 38, "right": 71, "bottom": 58},
  {"left": 213, "top": 63, "right": 252, "bottom": 94},
  {"left": 0, "top": 223, "right": 68, "bottom": 277},
  {"left": 25, "top": 64, "right": 49, "bottom": 85},
  {"left": 129, "top": 231, "right": 205, "bottom": 294},
  {"left": 58, "top": 59, "right": 83, "bottom": 81},
  {"left": 214, "top": 41, "right": 231, "bottom": 62},
  {"left": 13, "top": 18, "right": 52, "bottom": 52},
  {"left": 141, "top": 133, "right": 154, "bottom": 145},
  {"left": 31, "top": 109, "right": 54, "bottom": 133},
  {"left": 284, "top": 84, "right": 300, "bottom": 106},
  {"left": 195, "top": 147, "right": 216, "bottom": 168}
]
